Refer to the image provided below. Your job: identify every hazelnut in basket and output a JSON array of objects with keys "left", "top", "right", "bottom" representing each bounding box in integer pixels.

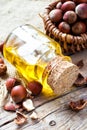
[{"left": 42, "top": 0, "right": 87, "bottom": 55}]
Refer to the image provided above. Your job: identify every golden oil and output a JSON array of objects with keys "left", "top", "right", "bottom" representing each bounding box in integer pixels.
[{"left": 3, "top": 24, "right": 72, "bottom": 95}]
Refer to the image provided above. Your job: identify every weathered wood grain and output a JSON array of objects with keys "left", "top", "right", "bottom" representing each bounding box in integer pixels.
[
  {"left": 1, "top": 86, "right": 87, "bottom": 130},
  {"left": 0, "top": 0, "right": 87, "bottom": 129},
  {"left": 0, "top": 49, "right": 87, "bottom": 130}
]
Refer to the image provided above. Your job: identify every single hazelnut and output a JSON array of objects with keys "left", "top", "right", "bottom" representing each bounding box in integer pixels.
[
  {"left": 0, "top": 58, "right": 4, "bottom": 64},
  {"left": 0, "top": 41, "right": 4, "bottom": 54},
  {"left": 6, "top": 77, "right": 17, "bottom": 92},
  {"left": 4, "top": 102, "right": 16, "bottom": 111},
  {"left": 11, "top": 85, "right": 27, "bottom": 103},
  {"left": 23, "top": 99, "right": 35, "bottom": 112},
  {"left": 27, "top": 81, "right": 43, "bottom": 96},
  {"left": 30, "top": 112, "right": 38, "bottom": 120},
  {"left": 0, "top": 63, "right": 7, "bottom": 76},
  {"left": 14, "top": 111, "right": 27, "bottom": 125}
]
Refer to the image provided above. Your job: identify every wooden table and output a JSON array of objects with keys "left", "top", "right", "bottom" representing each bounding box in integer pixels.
[
  {"left": 0, "top": 0, "right": 87, "bottom": 130},
  {"left": 0, "top": 50, "right": 87, "bottom": 130}
]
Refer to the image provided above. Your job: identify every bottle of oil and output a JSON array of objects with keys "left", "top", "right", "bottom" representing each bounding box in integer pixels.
[{"left": 3, "top": 24, "right": 79, "bottom": 95}]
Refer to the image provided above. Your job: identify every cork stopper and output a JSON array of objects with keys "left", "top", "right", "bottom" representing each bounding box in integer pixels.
[{"left": 46, "top": 56, "right": 79, "bottom": 95}]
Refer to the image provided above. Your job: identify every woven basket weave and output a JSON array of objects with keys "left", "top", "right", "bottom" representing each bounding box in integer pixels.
[{"left": 42, "top": 1, "right": 87, "bottom": 55}]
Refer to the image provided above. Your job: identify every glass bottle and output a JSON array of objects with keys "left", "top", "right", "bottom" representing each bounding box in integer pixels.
[{"left": 3, "top": 24, "right": 79, "bottom": 95}]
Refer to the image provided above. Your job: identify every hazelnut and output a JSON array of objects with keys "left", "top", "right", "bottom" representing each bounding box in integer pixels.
[
  {"left": 27, "top": 81, "right": 43, "bottom": 96},
  {"left": 6, "top": 77, "right": 17, "bottom": 92},
  {"left": 30, "top": 112, "right": 38, "bottom": 120},
  {"left": 69, "top": 99, "right": 87, "bottom": 111},
  {"left": 11, "top": 85, "right": 27, "bottom": 103},
  {"left": 14, "top": 111, "right": 27, "bottom": 125},
  {"left": 0, "top": 63, "right": 7, "bottom": 76},
  {"left": 4, "top": 102, "right": 16, "bottom": 111},
  {"left": 0, "top": 41, "right": 4, "bottom": 54},
  {"left": 0, "top": 58, "right": 4, "bottom": 64},
  {"left": 23, "top": 99, "right": 35, "bottom": 111}
]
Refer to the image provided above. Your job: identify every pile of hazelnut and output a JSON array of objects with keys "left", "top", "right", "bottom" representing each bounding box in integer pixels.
[
  {"left": 49, "top": 0, "right": 87, "bottom": 35},
  {"left": 0, "top": 47, "right": 43, "bottom": 125},
  {"left": 0, "top": 39, "right": 44, "bottom": 126},
  {"left": 0, "top": 57, "right": 7, "bottom": 76},
  {"left": 3, "top": 76, "right": 43, "bottom": 124}
]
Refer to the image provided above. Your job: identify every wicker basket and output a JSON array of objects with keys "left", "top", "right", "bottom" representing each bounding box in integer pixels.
[{"left": 42, "top": 1, "right": 87, "bottom": 55}]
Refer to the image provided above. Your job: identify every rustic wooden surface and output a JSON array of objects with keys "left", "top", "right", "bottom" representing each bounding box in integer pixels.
[
  {"left": 0, "top": 0, "right": 87, "bottom": 130},
  {"left": 0, "top": 50, "right": 87, "bottom": 130}
]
